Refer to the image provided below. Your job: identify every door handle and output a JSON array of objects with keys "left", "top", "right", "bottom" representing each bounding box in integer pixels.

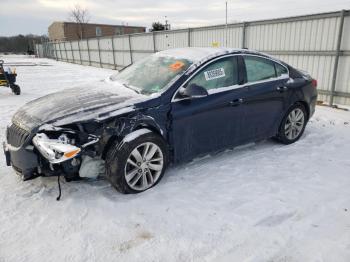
[
  {"left": 229, "top": 98, "right": 243, "bottom": 106},
  {"left": 277, "top": 86, "right": 288, "bottom": 92}
]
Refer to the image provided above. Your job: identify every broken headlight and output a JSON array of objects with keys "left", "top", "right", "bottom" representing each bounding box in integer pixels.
[{"left": 32, "top": 133, "right": 81, "bottom": 164}]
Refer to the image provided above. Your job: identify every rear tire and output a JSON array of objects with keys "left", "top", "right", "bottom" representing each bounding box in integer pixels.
[
  {"left": 105, "top": 129, "right": 168, "bottom": 194},
  {"left": 11, "top": 84, "right": 21, "bottom": 95},
  {"left": 275, "top": 103, "right": 307, "bottom": 144}
]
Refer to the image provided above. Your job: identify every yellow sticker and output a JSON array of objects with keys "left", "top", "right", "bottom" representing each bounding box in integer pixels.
[{"left": 169, "top": 61, "right": 185, "bottom": 71}]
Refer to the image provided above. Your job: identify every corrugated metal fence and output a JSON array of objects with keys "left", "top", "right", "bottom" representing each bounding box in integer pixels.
[{"left": 39, "top": 10, "right": 350, "bottom": 106}]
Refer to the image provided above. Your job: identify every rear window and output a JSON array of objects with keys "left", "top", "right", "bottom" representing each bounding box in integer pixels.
[{"left": 244, "top": 56, "right": 276, "bottom": 82}]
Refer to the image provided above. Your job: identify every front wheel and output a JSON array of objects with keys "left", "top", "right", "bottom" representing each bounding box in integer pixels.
[
  {"left": 105, "top": 129, "right": 168, "bottom": 194},
  {"left": 276, "top": 103, "right": 307, "bottom": 144}
]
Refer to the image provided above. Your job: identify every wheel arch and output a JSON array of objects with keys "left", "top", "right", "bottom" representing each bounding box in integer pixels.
[
  {"left": 101, "top": 118, "right": 166, "bottom": 160},
  {"left": 277, "top": 100, "right": 310, "bottom": 136},
  {"left": 294, "top": 100, "right": 310, "bottom": 121}
]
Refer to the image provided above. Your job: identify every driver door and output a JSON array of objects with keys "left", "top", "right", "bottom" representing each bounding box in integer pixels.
[{"left": 170, "top": 56, "right": 247, "bottom": 163}]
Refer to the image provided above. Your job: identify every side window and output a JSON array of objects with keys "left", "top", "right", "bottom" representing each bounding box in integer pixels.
[
  {"left": 244, "top": 56, "right": 276, "bottom": 82},
  {"left": 186, "top": 57, "right": 238, "bottom": 91},
  {"left": 275, "top": 63, "right": 288, "bottom": 77}
]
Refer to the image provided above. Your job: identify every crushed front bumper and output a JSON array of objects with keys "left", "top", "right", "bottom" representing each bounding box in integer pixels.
[{"left": 3, "top": 141, "right": 39, "bottom": 179}]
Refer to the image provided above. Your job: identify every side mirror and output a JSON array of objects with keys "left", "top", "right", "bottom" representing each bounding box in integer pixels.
[{"left": 182, "top": 83, "right": 208, "bottom": 98}]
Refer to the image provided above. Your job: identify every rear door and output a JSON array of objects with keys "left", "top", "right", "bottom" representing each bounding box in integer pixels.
[
  {"left": 240, "top": 55, "right": 289, "bottom": 142},
  {"left": 170, "top": 55, "right": 246, "bottom": 162}
]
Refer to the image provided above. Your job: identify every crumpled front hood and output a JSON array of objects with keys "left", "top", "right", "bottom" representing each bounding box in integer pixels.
[{"left": 12, "top": 80, "right": 149, "bottom": 131}]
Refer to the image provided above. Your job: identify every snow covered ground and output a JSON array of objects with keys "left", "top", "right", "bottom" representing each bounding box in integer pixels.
[{"left": 0, "top": 56, "right": 350, "bottom": 262}]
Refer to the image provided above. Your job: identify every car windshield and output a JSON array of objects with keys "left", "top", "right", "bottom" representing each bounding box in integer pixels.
[{"left": 111, "top": 54, "right": 192, "bottom": 95}]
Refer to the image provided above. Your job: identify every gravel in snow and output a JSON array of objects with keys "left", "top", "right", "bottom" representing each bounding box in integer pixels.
[{"left": 0, "top": 56, "right": 350, "bottom": 262}]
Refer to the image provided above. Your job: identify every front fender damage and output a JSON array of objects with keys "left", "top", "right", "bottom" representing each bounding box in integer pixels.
[
  {"left": 29, "top": 109, "right": 165, "bottom": 182},
  {"left": 33, "top": 123, "right": 104, "bottom": 180},
  {"left": 99, "top": 112, "right": 165, "bottom": 158}
]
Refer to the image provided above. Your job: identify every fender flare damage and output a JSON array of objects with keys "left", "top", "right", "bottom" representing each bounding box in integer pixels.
[{"left": 100, "top": 112, "right": 165, "bottom": 159}]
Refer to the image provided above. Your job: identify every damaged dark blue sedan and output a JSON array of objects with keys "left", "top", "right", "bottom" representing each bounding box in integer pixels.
[{"left": 3, "top": 48, "right": 318, "bottom": 194}]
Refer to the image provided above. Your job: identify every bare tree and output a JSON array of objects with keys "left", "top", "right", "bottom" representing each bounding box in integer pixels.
[
  {"left": 150, "top": 22, "right": 165, "bottom": 32},
  {"left": 0, "top": 34, "right": 47, "bottom": 53},
  {"left": 69, "top": 5, "right": 90, "bottom": 40}
]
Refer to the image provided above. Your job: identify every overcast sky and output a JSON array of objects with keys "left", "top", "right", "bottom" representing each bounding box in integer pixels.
[{"left": 0, "top": 0, "right": 349, "bottom": 36}]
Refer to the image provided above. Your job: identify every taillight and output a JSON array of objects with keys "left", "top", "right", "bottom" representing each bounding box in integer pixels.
[{"left": 311, "top": 79, "right": 317, "bottom": 88}]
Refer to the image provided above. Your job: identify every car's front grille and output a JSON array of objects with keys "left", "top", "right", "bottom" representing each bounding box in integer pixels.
[{"left": 6, "top": 124, "right": 30, "bottom": 148}]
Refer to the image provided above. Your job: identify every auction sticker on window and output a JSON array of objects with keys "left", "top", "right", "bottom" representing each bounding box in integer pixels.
[
  {"left": 169, "top": 61, "right": 185, "bottom": 71},
  {"left": 204, "top": 68, "right": 225, "bottom": 81}
]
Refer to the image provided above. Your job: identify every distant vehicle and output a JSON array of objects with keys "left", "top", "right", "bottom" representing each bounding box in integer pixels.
[
  {"left": 0, "top": 60, "right": 21, "bottom": 95},
  {"left": 3, "top": 48, "right": 317, "bottom": 194}
]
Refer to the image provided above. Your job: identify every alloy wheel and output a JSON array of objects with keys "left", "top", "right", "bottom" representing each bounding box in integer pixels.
[
  {"left": 124, "top": 142, "right": 164, "bottom": 191},
  {"left": 284, "top": 108, "right": 305, "bottom": 140}
]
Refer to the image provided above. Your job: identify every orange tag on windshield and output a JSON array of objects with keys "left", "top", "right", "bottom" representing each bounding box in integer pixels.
[{"left": 169, "top": 61, "right": 185, "bottom": 71}]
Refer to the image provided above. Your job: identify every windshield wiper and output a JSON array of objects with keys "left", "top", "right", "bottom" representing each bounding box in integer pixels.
[{"left": 122, "top": 83, "right": 141, "bottom": 94}]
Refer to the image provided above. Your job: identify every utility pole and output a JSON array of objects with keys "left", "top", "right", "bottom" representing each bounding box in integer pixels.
[
  {"left": 165, "top": 16, "right": 170, "bottom": 30},
  {"left": 225, "top": 1, "right": 228, "bottom": 47},
  {"left": 32, "top": 39, "right": 36, "bottom": 56}
]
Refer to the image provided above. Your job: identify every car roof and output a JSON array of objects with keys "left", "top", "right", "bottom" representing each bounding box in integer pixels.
[
  {"left": 156, "top": 47, "right": 271, "bottom": 61},
  {"left": 156, "top": 47, "right": 279, "bottom": 74}
]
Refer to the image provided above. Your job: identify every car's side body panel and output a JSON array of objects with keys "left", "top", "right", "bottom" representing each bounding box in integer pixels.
[
  {"left": 166, "top": 52, "right": 317, "bottom": 163},
  {"left": 170, "top": 87, "right": 247, "bottom": 163},
  {"left": 239, "top": 77, "right": 289, "bottom": 142}
]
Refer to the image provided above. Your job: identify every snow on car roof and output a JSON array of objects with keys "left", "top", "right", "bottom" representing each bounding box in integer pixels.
[
  {"left": 155, "top": 47, "right": 268, "bottom": 74},
  {"left": 156, "top": 47, "right": 241, "bottom": 62}
]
